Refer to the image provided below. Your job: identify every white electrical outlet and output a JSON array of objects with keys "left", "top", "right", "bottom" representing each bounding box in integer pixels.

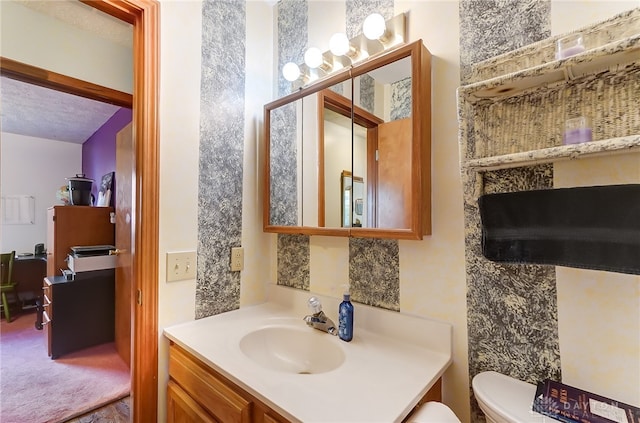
[
  {"left": 166, "top": 251, "right": 197, "bottom": 282},
  {"left": 231, "top": 247, "right": 244, "bottom": 272}
]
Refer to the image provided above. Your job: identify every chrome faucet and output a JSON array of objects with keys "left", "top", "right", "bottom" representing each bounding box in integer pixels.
[{"left": 303, "top": 297, "right": 337, "bottom": 335}]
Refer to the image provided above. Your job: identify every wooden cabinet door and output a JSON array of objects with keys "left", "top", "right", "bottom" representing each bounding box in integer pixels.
[
  {"left": 376, "top": 118, "right": 412, "bottom": 229},
  {"left": 167, "top": 381, "right": 218, "bottom": 423},
  {"left": 169, "top": 344, "right": 252, "bottom": 423}
]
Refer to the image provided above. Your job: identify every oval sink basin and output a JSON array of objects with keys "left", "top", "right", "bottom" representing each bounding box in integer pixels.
[{"left": 239, "top": 325, "right": 345, "bottom": 374}]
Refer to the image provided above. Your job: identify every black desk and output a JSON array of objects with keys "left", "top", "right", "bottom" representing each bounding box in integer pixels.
[{"left": 40, "top": 269, "right": 115, "bottom": 359}]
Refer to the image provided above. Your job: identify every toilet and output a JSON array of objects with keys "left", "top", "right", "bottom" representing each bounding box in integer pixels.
[
  {"left": 408, "top": 401, "right": 461, "bottom": 422},
  {"left": 472, "top": 371, "right": 553, "bottom": 422}
]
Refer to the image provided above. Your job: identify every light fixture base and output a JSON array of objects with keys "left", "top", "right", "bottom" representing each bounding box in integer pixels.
[{"left": 284, "top": 12, "right": 407, "bottom": 90}]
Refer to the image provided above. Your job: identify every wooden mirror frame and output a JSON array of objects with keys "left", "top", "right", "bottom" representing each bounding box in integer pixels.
[{"left": 264, "top": 39, "right": 431, "bottom": 240}]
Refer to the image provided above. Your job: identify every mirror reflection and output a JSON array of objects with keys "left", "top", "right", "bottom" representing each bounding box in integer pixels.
[
  {"left": 351, "top": 56, "right": 412, "bottom": 229},
  {"left": 341, "top": 171, "right": 365, "bottom": 227},
  {"left": 319, "top": 56, "right": 413, "bottom": 230},
  {"left": 268, "top": 100, "right": 300, "bottom": 227}
]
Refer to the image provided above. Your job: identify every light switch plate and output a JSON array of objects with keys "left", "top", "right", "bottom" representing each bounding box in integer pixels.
[{"left": 166, "top": 251, "right": 197, "bottom": 282}]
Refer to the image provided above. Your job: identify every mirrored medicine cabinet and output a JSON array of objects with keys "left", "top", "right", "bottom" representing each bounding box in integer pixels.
[{"left": 263, "top": 39, "right": 431, "bottom": 240}]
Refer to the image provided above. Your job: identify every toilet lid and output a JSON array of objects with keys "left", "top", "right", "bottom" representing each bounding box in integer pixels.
[
  {"left": 472, "top": 371, "right": 551, "bottom": 422},
  {"left": 409, "top": 402, "right": 461, "bottom": 423}
]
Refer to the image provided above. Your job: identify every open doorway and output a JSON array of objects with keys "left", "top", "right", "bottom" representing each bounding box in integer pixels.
[{"left": 0, "top": 0, "right": 159, "bottom": 421}]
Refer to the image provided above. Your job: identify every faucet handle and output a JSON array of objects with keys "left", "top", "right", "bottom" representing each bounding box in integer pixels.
[{"left": 307, "top": 297, "right": 322, "bottom": 314}]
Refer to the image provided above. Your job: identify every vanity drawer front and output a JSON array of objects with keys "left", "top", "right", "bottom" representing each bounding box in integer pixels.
[
  {"left": 167, "top": 380, "right": 219, "bottom": 423},
  {"left": 169, "top": 343, "right": 251, "bottom": 423}
]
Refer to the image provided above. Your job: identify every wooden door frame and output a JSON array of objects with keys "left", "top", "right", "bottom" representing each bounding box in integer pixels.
[
  {"left": 317, "top": 89, "right": 383, "bottom": 228},
  {"left": 88, "top": 2, "right": 159, "bottom": 421},
  {"left": 2, "top": 1, "right": 160, "bottom": 421}
]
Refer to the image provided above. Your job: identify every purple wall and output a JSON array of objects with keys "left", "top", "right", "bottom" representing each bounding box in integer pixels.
[{"left": 82, "top": 108, "right": 132, "bottom": 206}]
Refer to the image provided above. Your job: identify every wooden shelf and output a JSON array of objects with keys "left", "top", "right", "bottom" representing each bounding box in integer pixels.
[
  {"left": 460, "top": 35, "right": 640, "bottom": 101},
  {"left": 464, "top": 135, "right": 640, "bottom": 172}
]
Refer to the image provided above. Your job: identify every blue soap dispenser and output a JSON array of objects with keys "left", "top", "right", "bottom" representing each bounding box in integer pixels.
[{"left": 338, "top": 286, "right": 354, "bottom": 342}]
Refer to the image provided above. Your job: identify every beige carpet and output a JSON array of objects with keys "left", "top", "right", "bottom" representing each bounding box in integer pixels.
[{"left": 0, "top": 311, "right": 130, "bottom": 423}]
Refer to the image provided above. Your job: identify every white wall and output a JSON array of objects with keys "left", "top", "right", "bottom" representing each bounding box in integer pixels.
[
  {"left": 240, "top": 2, "right": 275, "bottom": 308},
  {"left": 0, "top": 133, "right": 82, "bottom": 253},
  {"left": 551, "top": 0, "right": 640, "bottom": 35},
  {"left": 156, "top": 2, "right": 202, "bottom": 421},
  {"left": 0, "top": 1, "right": 133, "bottom": 94}
]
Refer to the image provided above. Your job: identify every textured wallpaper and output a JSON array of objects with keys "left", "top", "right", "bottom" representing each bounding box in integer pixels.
[
  {"left": 459, "top": 1, "right": 558, "bottom": 421},
  {"left": 196, "top": 0, "right": 246, "bottom": 318},
  {"left": 464, "top": 165, "right": 560, "bottom": 422},
  {"left": 459, "top": 0, "right": 551, "bottom": 83},
  {"left": 275, "top": 0, "right": 311, "bottom": 290}
]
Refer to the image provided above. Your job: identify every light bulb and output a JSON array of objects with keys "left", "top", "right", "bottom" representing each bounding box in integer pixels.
[
  {"left": 304, "top": 47, "right": 324, "bottom": 69},
  {"left": 363, "top": 13, "right": 386, "bottom": 40},
  {"left": 282, "top": 62, "right": 300, "bottom": 82},
  {"left": 329, "top": 33, "right": 350, "bottom": 56}
]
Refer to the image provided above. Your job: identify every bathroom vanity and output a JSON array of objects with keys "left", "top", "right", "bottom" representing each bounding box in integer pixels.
[{"left": 164, "top": 285, "right": 452, "bottom": 423}]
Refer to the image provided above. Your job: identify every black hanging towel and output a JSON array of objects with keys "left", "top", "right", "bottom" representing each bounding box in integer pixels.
[{"left": 478, "top": 184, "right": 640, "bottom": 275}]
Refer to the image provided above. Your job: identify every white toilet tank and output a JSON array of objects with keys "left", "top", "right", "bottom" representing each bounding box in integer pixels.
[{"left": 472, "top": 371, "right": 554, "bottom": 423}]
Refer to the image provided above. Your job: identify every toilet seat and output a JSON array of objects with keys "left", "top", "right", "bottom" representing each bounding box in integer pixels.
[
  {"left": 472, "top": 371, "right": 552, "bottom": 423},
  {"left": 408, "top": 401, "right": 461, "bottom": 423}
]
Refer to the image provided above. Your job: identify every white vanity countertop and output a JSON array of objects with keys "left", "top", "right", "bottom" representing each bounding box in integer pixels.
[{"left": 163, "top": 285, "right": 453, "bottom": 423}]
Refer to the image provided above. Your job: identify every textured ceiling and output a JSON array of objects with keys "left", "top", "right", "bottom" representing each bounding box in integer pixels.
[
  {"left": 1, "top": 0, "right": 132, "bottom": 144},
  {"left": 1, "top": 77, "right": 121, "bottom": 144}
]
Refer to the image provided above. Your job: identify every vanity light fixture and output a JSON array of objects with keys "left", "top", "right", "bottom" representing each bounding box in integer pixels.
[
  {"left": 329, "top": 32, "right": 362, "bottom": 62},
  {"left": 304, "top": 47, "right": 326, "bottom": 69},
  {"left": 282, "top": 12, "right": 406, "bottom": 87},
  {"left": 362, "top": 13, "right": 387, "bottom": 41},
  {"left": 282, "top": 62, "right": 301, "bottom": 82},
  {"left": 329, "top": 32, "right": 352, "bottom": 56}
]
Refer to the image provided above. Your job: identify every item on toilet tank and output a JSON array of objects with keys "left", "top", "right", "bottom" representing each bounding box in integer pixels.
[
  {"left": 533, "top": 378, "right": 640, "bottom": 423},
  {"left": 563, "top": 116, "right": 592, "bottom": 145},
  {"left": 338, "top": 287, "right": 353, "bottom": 342},
  {"left": 556, "top": 33, "right": 585, "bottom": 59}
]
